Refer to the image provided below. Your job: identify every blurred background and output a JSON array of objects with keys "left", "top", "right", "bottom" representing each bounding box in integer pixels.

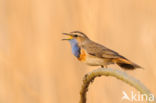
[{"left": 0, "top": 0, "right": 156, "bottom": 103}]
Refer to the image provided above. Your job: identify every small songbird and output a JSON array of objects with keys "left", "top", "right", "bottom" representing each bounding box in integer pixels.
[{"left": 62, "top": 31, "right": 142, "bottom": 70}]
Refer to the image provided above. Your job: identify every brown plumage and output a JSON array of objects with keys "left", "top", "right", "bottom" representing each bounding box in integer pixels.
[
  {"left": 81, "top": 39, "right": 142, "bottom": 70},
  {"left": 63, "top": 31, "right": 142, "bottom": 70}
]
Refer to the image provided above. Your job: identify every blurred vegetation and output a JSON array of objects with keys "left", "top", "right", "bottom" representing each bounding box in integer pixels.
[{"left": 0, "top": 0, "right": 156, "bottom": 103}]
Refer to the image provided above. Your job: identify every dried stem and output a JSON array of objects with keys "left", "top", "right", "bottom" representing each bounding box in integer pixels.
[{"left": 79, "top": 68, "right": 156, "bottom": 103}]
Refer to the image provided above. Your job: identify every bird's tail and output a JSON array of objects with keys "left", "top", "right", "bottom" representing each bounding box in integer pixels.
[{"left": 113, "top": 57, "right": 142, "bottom": 70}]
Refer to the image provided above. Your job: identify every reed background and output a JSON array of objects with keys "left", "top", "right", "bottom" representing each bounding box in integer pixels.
[{"left": 0, "top": 0, "right": 156, "bottom": 103}]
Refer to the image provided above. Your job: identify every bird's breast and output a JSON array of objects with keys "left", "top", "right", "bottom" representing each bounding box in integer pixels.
[
  {"left": 78, "top": 48, "right": 112, "bottom": 66},
  {"left": 78, "top": 49, "right": 86, "bottom": 61}
]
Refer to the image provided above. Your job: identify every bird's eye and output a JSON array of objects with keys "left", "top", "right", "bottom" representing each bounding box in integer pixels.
[{"left": 74, "top": 35, "right": 78, "bottom": 37}]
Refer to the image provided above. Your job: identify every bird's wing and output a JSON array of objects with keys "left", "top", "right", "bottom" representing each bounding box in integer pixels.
[{"left": 82, "top": 41, "right": 123, "bottom": 59}]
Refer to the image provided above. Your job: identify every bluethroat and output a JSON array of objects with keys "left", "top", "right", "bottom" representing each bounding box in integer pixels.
[{"left": 62, "top": 31, "right": 142, "bottom": 70}]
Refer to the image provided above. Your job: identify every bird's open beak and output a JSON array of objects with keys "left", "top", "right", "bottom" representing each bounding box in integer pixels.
[{"left": 62, "top": 33, "right": 73, "bottom": 40}]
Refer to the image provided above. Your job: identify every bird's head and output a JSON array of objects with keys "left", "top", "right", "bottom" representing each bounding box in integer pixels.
[{"left": 62, "top": 31, "right": 89, "bottom": 43}]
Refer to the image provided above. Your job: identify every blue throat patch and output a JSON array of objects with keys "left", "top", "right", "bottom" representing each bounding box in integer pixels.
[{"left": 69, "top": 39, "right": 80, "bottom": 58}]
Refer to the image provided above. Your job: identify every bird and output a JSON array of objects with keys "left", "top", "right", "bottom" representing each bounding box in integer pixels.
[{"left": 62, "top": 31, "right": 142, "bottom": 70}]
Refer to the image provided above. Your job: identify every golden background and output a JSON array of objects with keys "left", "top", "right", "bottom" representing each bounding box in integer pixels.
[{"left": 0, "top": 0, "right": 156, "bottom": 103}]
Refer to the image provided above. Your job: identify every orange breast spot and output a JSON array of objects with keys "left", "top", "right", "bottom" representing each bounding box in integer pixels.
[{"left": 78, "top": 49, "right": 86, "bottom": 61}]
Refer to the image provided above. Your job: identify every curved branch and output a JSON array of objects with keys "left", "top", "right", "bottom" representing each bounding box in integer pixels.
[{"left": 79, "top": 68, "right": 156, "bottom": 103}]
